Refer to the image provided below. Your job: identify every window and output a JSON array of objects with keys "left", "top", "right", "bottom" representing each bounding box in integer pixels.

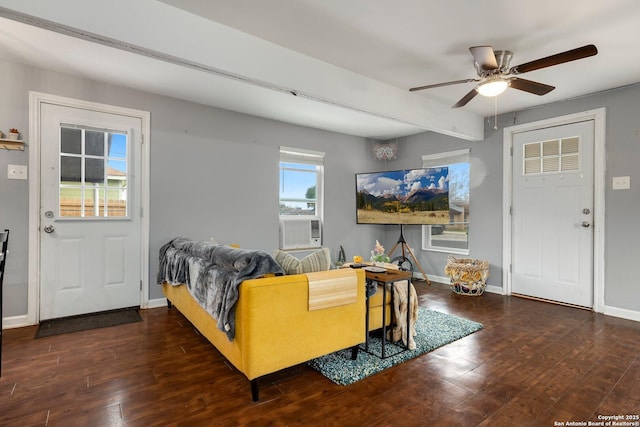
[
  {"left": 59, "top": 125, "right": 128, "bottom": 218},
  {"left": 279, "top": 146, "right": 324, "bottom": 217},
  {"left": 523, "top": 137, "right": 580, "bottom": 175},
  {"left": 421, "top": 149, "right": 470, "bottom": 254}
]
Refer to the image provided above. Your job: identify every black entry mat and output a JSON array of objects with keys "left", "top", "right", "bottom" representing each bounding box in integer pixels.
[{"left": 35, "top": 307, "right": 142, "bottom": 338}]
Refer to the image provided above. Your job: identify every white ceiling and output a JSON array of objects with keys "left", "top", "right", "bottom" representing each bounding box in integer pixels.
[{"left": 0, "top": 0, "right": 639, "bottom": 140}]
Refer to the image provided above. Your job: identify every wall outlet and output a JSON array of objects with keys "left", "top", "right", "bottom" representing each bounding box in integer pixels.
[
  {"left": 7, "top": 164, "right": 28, "bottom": 180},
  {"left": 612, "top": 176, "right": 630, "bottom": 190}
]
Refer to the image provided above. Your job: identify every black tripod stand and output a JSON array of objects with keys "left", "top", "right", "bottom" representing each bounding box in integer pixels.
[{"left": 387, "top": 225, "right": 430, "bottom": 285}]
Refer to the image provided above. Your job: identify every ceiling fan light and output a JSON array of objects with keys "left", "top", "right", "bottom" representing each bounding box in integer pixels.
[{"left": 477, "top": 79, "right": 509, "bottom": 97}]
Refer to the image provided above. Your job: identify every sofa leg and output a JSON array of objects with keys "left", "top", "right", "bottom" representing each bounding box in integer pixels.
[
  {"left": 166, "top": 299, "right": 172, "bottom": 309},
  {"left": 250, "top": 379, "right": 259, "bottom": 402},
  {"left": 351, "top": 345, "right": 359, "bottom": 360}
]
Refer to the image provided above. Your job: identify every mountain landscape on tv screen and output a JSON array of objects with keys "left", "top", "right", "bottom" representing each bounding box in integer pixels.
[
  {"left": 356, "top": 187, "right": 450, "bottom": 225},
  {"left": 358, "top": 188, "right": 448, "bottom": 210},
  {"left": 355, "top": 167, "right": 450, "bottom": 225}
]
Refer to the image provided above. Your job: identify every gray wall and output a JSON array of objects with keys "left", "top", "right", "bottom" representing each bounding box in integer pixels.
[
  {"left": 0, "top": 61, "right": 31, "bottom": 316},
  {"left": 0, "top": 58, "right": 382, "bottom": 316},
  {"left": 1, "top": 56, "right": 639, "bottom": 320}
]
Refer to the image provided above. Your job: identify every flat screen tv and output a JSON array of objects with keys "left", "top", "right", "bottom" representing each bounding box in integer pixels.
[{"left": 356, "top": 167, "right": 449, "bottom": 225}]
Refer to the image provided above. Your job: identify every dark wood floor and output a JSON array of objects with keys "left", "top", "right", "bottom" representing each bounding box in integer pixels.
[{"left": 1, "top": 281, "right": 639, "bottom": 426}]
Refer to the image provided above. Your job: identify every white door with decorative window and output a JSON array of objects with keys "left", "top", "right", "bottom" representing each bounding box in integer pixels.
[
  {"left": 511, "top": 120, "right": 594, "bottom": 307},
  {"left": 39, "top": 103, "right": 142, "bottom": 320}
]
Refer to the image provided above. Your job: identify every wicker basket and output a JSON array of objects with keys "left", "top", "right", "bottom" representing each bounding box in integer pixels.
[{"left": 444, "top": 255, "right": 489, "bottom": 296}]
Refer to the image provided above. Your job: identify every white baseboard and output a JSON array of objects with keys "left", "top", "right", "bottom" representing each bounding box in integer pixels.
[
  {"left": 484, "top": 285, "right": 505, "bottom": 295},
  {"left": 602, "top": 305, "right": 640, "bottom": 322},
  {"left": 421, "top": 273, "right": 447, "bottom": 284},
  {"left": 2, "top": 314, "right": 31, "bottom": 329},
  {"left": 421, "top": 273, "right": 504, "bottom": 295},
  {"left": 145, "top": 297, "right": 168, "bottom": 309}
]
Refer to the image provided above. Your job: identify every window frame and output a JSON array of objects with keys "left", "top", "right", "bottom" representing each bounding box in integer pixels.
[
  {"left": 421, "top": 149, "right": 470, "bottom": 255},
  {"left": 58, "top": 124, "right": 130, "bottom": 220},
  {"left": 279, "top": 146, "right": 324, "bottom": 218}
]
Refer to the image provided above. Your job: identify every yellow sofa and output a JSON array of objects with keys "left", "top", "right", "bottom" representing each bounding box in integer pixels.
[{"left": 162, "top": 267, "right": 391, "bottom": 401}]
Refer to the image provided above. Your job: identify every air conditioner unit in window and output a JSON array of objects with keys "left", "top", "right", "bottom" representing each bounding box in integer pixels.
[{"left": 279, "top": 216, "right": 322, "bottom": 250}]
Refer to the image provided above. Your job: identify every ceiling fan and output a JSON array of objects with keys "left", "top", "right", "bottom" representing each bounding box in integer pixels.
[{"left": 410, "top": 44, "right": 598, "bottom": 108}]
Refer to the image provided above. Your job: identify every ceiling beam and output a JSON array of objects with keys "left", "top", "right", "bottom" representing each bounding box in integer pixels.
[{"left": 0, "top": 0, "right": 483, "bottom": 140}]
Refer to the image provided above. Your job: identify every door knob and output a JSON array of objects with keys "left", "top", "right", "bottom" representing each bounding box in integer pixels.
[
  {"left": 581, "top": 221, "right": 591, "bottom": 228},
  {"left": 43, "top": 225, "right": 55, "bottom": 233}
]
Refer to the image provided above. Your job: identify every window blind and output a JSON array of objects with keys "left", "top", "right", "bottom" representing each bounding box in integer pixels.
[
  {"left": 422, "top": 148, "right": 469, "bottom": 168},
  {"left": 280, "top": 146, "right": 325, "bottom": 166}
]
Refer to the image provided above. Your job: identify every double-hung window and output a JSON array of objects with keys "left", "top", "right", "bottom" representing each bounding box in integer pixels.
[
  {"left": 421, "top": 149, "right": 470, "bottom": 255},
  {"left": 279, "top": 146, "right": 324, "bottom": 217}
]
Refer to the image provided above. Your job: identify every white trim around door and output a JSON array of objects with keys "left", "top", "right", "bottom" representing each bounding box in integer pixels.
[
  {"left": 27, "top": 92, "right": 151, "bottom": 326},
  {"left": 502, "top": 108, "right": 606, "bottom": 314}
]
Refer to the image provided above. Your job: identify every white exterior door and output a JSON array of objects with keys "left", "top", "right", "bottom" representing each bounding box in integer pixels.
[
  {"left": 512, "top": 120, "right": 594, "bottom": 307},
  {"left": 39, "top": 103, "right": 142, "bottom": 320}
]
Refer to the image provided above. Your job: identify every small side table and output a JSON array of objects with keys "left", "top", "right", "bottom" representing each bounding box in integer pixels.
[{"left": 363, "top": 267, "right": 412, "bottom": 358}]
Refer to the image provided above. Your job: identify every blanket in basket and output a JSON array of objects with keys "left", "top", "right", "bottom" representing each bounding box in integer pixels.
[{"left": 157, "top": 237, "right": 284, "bottom": 340}]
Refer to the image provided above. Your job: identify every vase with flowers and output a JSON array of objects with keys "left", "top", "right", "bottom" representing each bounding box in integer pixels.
[{"left": 370, "top": 240, "right": 390, "bottom": 267}]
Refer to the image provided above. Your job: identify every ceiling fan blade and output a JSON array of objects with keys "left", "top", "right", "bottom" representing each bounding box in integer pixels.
[
  {"left": 510, "top": 44, "right": 598, "bottom": 74},
  {"left": 409, "top": 78, "right": 478, "bottom": 92},
  {"left": 509, "top": 77, "right": 555, "bottom": 95},
  {"left": 469, "top": 46, "right": 498, "bottom": 71},
  {"left": 452, "top": 88, "right": 479, "bottom": 108}
]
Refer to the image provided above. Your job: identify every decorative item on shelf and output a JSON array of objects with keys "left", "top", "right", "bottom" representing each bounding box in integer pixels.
[
  {"left": 352, "top": 255, "right": 363, "bottom": 264},
  {"left": 444, "top": 255, "right": 489, "bottom": 296},
  {"left": 7, "top": 128, "right": 20, "bottom": 140},
  {"left": 370, "top": 240, "right": 391, "bottom": 266}
]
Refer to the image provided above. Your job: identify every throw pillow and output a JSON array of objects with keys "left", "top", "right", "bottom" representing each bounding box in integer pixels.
[
  {"left": 272, "top": 250, "right": 301, "bottom": 275},
  {"left": 299, "top": 247, "right": 332, "bottom": 273},
  {"left": 272, "top": 248, "right": 332, "bottom": 274}
]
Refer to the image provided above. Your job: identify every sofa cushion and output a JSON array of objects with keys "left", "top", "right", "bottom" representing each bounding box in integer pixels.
[
  {"left": 273, "top": 248, "right": 332, "bottom": 274},
  {"left": 368, "top": 284, "right": 395, "bottom": 307}
]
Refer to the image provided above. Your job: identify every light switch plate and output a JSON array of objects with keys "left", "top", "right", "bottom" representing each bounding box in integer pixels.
[
  {"left": 612, "top": 176, "right": 630, "bottom": 190},
  {"left": 7, "top": 164, "right": 28, "bottom": 180}
]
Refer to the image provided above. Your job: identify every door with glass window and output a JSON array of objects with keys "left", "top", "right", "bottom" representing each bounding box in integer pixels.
[
  {"left": 39, "top": 103, "right": 142, "bottom": 320},
  {"left": 511, "top": 120, "right": 594, "bottom": 307}
]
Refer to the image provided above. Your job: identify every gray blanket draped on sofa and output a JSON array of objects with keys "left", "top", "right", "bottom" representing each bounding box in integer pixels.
[{"left": 157, "top": 237, "right": 284, "bottom": 340}]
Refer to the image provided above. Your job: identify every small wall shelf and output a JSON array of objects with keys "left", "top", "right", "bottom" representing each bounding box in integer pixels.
[{"left": 0, "top": 138, "right": 25, "bottom": 151}]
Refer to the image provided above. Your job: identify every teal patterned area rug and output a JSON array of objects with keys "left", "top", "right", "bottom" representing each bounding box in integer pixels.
[{"left": 308, "top": 308, "right": 483, "bottom": 385}]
